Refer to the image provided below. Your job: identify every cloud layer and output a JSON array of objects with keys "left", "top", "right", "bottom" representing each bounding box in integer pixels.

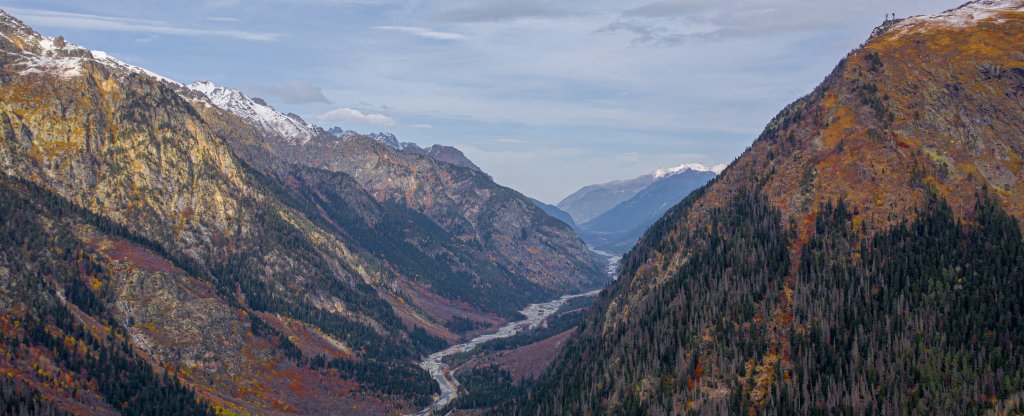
[
  {"left": 248, "top": 81, "right": 331, "bottom": 105},
  {"left": 8, "top": 8, "right": 278, "bottom": 41},
  {"left": 374, "top": 26, "right": 465, "bottom": 40},
  {"left": 317, "top": 108, "right": 397, "bottom": 126}
]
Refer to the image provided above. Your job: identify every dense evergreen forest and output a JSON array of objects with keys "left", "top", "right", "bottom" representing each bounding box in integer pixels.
[
  {"left": 0, "top": 376, "right": 70, "bottom": 416},
  {"left": 779, "top": 193, "right": 1024, "bottom": 414},
  {"left": 446, "top": 366, "right": 526, "bottom": 411},
  {"left": 502, "top": 189, "right": 1024, "bottom": 415}
]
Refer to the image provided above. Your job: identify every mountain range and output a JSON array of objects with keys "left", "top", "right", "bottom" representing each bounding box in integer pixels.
[
  {"left": 0, "top": 10, "right": 606, "bottom": 415},
  {"left": 505, "top": 1, "right": 1024, "bottom": 414}
]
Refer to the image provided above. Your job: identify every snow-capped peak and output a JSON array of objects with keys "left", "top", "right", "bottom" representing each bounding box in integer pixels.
[
  {"left": 187, "top": 81, "right": 318, "bottom": 145},
  {"left": 891, "top": 0, "right": 1024, "bottom": 35},
  {"left": 0, "top": 8, "right": 188, "bottom": 85},
  {"left": 653, "top": 163, "right": 726, "bottom": 179}
]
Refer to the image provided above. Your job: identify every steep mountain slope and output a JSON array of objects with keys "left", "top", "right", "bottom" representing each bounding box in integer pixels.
[
  {"left": 0, "top": 11, "right": 451, "bottom": 415},
  {"left": 580, "top": 166, "right": 717, "bottom": 254},
  {"left": 507, "top": 1, "right": 1024, "bottom": 415},
  {"left": 187, "top": 82, "right": 607, "bottom": 295},
  {"left": 0, "top": 9, "right": 614, "bottom": 413},
  {"left": 0, "top": 10, "right": 607, "bottom": 415},
  {"left": 557, "top": 175, "right": 655, "bottom": 224}
]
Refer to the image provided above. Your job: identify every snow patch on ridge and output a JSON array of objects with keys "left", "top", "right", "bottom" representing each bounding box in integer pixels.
[
  {"left": 891, "top": 0, "right": 1024, "bottom": 35},
  {"left": 15, "top": 54, "right": 84, "bottom": 78},
  {"left": 187, "top": 81, "right": 318, "bottom": 145},
  {"left": 92, "top": 50, "right": 181, "bottom": 86},
  {"left": 653, "top": 162, "right": 726, "bottom": 178}
]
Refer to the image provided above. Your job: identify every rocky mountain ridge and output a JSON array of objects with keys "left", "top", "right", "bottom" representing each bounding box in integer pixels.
[{"left": 326, "top": 127, "right": 482, "bottom": 172}]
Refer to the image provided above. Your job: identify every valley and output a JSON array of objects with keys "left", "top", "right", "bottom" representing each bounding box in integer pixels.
[
  {"left": 412, "top": 289, "right": 601, "bottom": 415},
  {"left": 2, "top": 1, "right": 1024, "bottom": 415}
]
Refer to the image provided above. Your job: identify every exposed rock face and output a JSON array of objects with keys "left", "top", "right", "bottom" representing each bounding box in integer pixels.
[
  {"left": 510, "top": 2, "right": 1024, "bottom": 415},
  {"left": 0, "top": 9, "right": 608, "bottom": 415},
  {"left": 401, "top": 142, "right": 483, "bottom": 173},
  {"left": 326, "top": 127, "right": 484, "bottom": 172},
  {"left": 0, "top": 10, "right": 464, "bottom": 416}
]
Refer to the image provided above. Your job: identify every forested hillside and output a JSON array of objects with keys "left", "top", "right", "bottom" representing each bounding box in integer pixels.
[{"left": 505, "top": 2, "right": 1024, "bottom": 414}]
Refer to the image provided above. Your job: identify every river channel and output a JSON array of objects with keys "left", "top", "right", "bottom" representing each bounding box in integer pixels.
[{"left": 410, "top": 289, "right": 601, "bottom": 415}]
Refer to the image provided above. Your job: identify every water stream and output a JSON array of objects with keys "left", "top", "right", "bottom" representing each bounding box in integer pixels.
[{"left": 410, "top": 289, "right": 601, "bottom": 416}]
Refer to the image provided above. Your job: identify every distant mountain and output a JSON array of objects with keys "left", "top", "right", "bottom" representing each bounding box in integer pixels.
[
  {"left": 530, "top": 198, "right": 578, "bottom": 231},
  {"left": 557, "top": 175, "right": 655, "bottom": 224},
  {"left": 326, "top": 127, "right": 482, "bottom": 172},
  {"left": 558, "top": 163, "right": 723, "bottom": 254},
  {"left": 579, "top": 166, "right": 718, "bottom": 254}
]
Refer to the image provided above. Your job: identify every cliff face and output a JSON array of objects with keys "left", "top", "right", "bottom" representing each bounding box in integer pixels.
[
  {"left": 510, "top": 2, "right": 1024, "bottom": 415},
  {"left": 0, "top": 11, "right": 443, "bottom": 415}
]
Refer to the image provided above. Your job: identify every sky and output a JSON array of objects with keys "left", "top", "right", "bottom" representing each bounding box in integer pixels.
[{"left": 4, "top": 0, "right": 966, "bottom": 203}]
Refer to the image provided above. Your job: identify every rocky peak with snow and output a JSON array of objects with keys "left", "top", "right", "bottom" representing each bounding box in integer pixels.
[
  {"left": 187, "top": 81, "right": 318, "bottom": 145},
  {"left": 328, "top": 128, "right": 405, "bottom": 149},
  {"left": 652, "top": 162, "right": 727, "bottom": 179},
  {"left": 888, "top": 0, "right": 1024, "bottom": 35},
  {"left": 366, "top": 132, "right": 404, "bottom": 149},
  {"left": 0, "top": 9, "right": 183, "bottom": 85},
  {"left": 0, "top": 9, "right": 85, "bottom": 57},
  {"left": 0, "top": 9, "right": 92, "bottom": 79}
]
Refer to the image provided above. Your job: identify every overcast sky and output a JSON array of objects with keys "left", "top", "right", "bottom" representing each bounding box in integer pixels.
[{"left": 5, "top": 0, "right": 965, "bottom": 202}]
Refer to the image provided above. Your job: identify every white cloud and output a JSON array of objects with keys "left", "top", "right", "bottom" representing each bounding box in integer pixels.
[
  {"left": 248, "top": 80, "right": 331, "bottom": 104},
  {"left": 318, "top": 108, "right": 396, "bottom": 126},
  {"left": 374, "top": 26, "right": 466, "bottom": 40},
  {"left": 437, "top": 0, "right": 570, "bottom": 22},
  {"left": 204, "top": 16, "right": 241, "bottom": 22},
  {"left": 9, "top": 8, "right": 279, "bottom": 41},
  {"left": 410, "top": 124, "right": 434, "bottom": 129}
]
